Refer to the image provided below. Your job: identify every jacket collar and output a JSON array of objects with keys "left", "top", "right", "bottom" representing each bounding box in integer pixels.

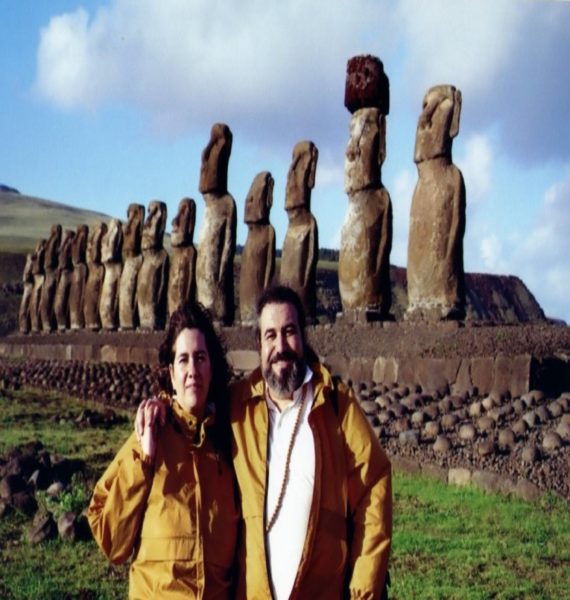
[{"left": 169, "top": 396, "right": 214, "bottom": 447}]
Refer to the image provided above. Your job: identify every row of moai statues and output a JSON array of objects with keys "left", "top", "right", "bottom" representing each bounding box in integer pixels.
[
  {"left": 18, "top": 53, "right": 466, "bottom": 332},
  {"left": 17, "top": 122, "right": 318, "bottom": 332}
]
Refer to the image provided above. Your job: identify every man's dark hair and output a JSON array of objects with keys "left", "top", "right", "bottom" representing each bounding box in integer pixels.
[{"left": 255, "top": 285, "right": 318, "bottom": 364}]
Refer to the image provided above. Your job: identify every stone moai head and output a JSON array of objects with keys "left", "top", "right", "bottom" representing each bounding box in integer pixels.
[
  {"left": 31, "top": 239, "right": 47, "bottom": 275},
  {"left": 344, "top": 54, "right": 389, "bottom": 115},
  {"left": 87, "top": 222, "right": 108, "bottom": 265},
  {"left": 101, "top": 219, "right": 123, "bottom": 263},
  {"left": 414, "top": 85, "right": 462, "bottom": 163},
  {"left": 245, "top": 171, "right": 274, "bottom": 225},
  {"left": 171, "top": 198, "right": 196, "bottom": 248},
  {"left": 142, "top": 200, "right": 167, "bottom": 251},
  {"left": 22, "top": 253, "right": 34, "bottom": 283},
  {"left": 45, "top": 224, "right": 62, "bottom": 270},
  {"left": 58, "top": 230, "right": 76, "bottom": 270},
  {"left": 285, "top": 141, "right": 318, "bottom": 211},
  {"left": 72, "top": 225, "right": 89, "bottom": 265},
  {"left": 199, "top": 123, "right": 233, "bottom": 194},
  {"left": 123, "top": 203, "right": 145, "bottom": 256}
]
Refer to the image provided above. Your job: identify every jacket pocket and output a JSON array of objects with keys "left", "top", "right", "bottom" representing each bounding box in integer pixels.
[{"left": 136, "top": 536, "right": 197, "bottom": 561}]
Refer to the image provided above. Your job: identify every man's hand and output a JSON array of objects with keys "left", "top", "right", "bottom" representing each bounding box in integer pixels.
[{"left": 135, "top": 397, "right": 167, "bottom": 461}]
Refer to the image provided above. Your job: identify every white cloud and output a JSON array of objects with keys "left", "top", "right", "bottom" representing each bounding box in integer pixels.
[
  {"left": 514, "top": 175, "right": 570, "bottom": 320},
  {"left": 395, "top": 0, "right": 570, "bottom": 164},
  {"left": 457, "top": 133, "right": 493, "bottom": 205},
  {"left": 479, "top": 233, "right": 506, "bottom": 273},
  {"left": 35, "top": 0, "right": 397, "bottom": 149},
  {"left": 396, "top": 0, "right": 525, "bottom": 101}
]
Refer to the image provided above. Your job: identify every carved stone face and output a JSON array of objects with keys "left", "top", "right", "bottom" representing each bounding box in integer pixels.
[
  {"left": 45, "top": 224, "right": 62, "bottom": 270},
  {"left": 58, "top": 230, "right": 76, "bottom": 270},
  {"left": 123, "top": 204, "right": 145, "bottom": 255},
  {"left": 414, "top": 85, "right": 461, "bottom": 163},
  {"left": 345, "top": 108, "right": 385, "bottom": 192},
  {"left": 199, "top": 123, "right": 233, "bottom": 194},
  {"left": 72, "top": 225, "right": 89, "bottom": 265},
  {"left": 32, "top": 239, "right": 47, "bottom": 275},
  {"left": 87, "top": 222, "right": 108, "bottom": 265},
  {"left": 101, "top": 219, "right": 123, "bottom": 263},
  {"left": 171, "top": 198, "right": 196, "bottom": 247},
  {"left": 245, "top": 172, "right": 274, "bottom": 224},
  {"left": 285, "top": 141, "right": 318, "bottom": 211},
  {"left": 22, "top": 253, "right": 34, "bottom": 283},
  {"left": 142, "top": 201, "right": 167, "bottom": 251}
]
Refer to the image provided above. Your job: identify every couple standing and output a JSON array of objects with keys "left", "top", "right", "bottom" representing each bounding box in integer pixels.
[{"left": 89, "top": 285, "right": 392, "bottom": 599}]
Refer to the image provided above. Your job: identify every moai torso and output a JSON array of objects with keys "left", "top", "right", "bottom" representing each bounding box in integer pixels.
[
  {"left": 280, "top": 141, "right": 319, "bottom": 321},
  {"left": 29, "top": 239, "right": 47, "bottom": 333},
  {"left": 339, "top": 55, "right": 392, "bottom": 320},
  {"left": 119, "top": 204, "right": 145, "bottom": 330},
  {"left": 407, "top": 85, "right": 466, "bottom": 321},
  {"left": 18, "top": 253, "right": 34, "bottom": 334},
  {"left": 137, "top": 201, "right": 169, "bottom": 330},
  {"left": 40, "top": 224, "right": 62, "bottom": 333},
  {"left": 168, "top": 198, "right": 197, "bottom": 316},
  {"left": 69, "top": 225, "right": 89, "bottom": 330},
  {"left": 84, "top": 222, "right": 108, "bottom": 331},
  {"left": 196, "top": 123, "right": 237, "bottom": 325},
  {"left": 239, "top": 172, "right": 276, "bottom": 324},
  {"left": 54, "top": 229, "right": 76, "bottom": 331},
  {"left": 100, "top": 219, "right": 123, "bottom": 330}
]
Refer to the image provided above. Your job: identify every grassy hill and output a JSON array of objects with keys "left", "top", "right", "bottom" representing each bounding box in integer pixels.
[{"left": 0, "top": 191, "right": 115, "bottom": 253}]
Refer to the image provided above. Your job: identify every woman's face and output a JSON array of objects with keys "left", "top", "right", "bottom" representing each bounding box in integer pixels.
[{"left": 169, "top": 328, "right": 212, "bottom": 418}]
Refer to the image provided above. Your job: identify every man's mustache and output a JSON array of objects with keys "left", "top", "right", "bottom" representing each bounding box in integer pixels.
[{"left": 270, "top": 351, "right": 299, "bottom": 364}]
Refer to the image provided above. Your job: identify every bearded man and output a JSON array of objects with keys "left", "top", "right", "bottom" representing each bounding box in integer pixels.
[{"left": 230, "top": 285, "right": 392, "bottom": 599}]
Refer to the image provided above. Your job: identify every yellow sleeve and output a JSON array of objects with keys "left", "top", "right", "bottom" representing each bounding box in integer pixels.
[
  {"left": 339, "top": 386, "right": 393, "bottom": 599},
  {"left": 87, "top": 432, "right": 154, "bottom": 565}
]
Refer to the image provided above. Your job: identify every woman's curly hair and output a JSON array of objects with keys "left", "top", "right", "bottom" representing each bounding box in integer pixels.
[{"left": 156, "top": 302, "right": 232, "bottom": 460}]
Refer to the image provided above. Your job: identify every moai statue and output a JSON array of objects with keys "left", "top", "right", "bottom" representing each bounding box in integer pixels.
[
  {"left": 239, "top": 172, "right": 276, "bottom": 324},
  {"left": 99, "top": 218, "right": 123, "bottom": 330},
  {"left": 407, "top": 85, "right": 466, "bottom": 321},
  {"left": 168, "top": 198, "right": 197, "bottom": 316},
  {"left": 54, "top": 229, "right": 76, "bottom": 331},
  {"left": 84, "top": 222, "right": 108, "bottom": 331},
  {"left": 69, "top": 224, "right": 89, "bottom": 330},
  {"left": 196, "top": 123, "right": 237, "bottom": 325},
  {"left": 39, "top": 224, "right": 62, "bottom": 333},
  {"left": 18, "top": 253, "right": 34, "bottom": 334},
  {"left": 29, "top": 239, "right": 47, "bottom": 333},
  {"left": 137, "top": 201, "right": 169, "bottom": 330},
  {"left": 339, "top": 55, "right": 393, "bottom": 321},
  {"left": 119, "top": 204, "right": 145, "bottom": 330},
  {"left": 280, "top": 141, "right": 319, "bottom": 322}
]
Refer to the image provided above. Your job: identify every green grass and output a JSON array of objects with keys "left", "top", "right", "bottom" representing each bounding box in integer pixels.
[
  {"left": 390, "top": 472, "right": 570, "bottom": 599},
  {"left": 1, "top": 389, "right": 569, "bottom": 599}
]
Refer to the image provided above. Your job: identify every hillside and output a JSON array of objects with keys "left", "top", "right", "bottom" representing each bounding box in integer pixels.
[{"left": 0, "top": 190, "right": 116, "bottom": 253}]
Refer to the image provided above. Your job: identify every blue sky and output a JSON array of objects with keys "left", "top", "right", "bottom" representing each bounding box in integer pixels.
[{"left": 1, "top": 0, "right": 569, "bottom": 322}]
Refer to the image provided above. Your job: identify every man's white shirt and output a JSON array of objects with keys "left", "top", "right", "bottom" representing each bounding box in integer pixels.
[{"left": 265, "top": 366, "right": 315, "bottom": 600}]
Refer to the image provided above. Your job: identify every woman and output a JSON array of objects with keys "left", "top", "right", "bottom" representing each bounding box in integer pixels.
[{"left": 88, "top": 304, "right": 239, "bottom": 599}]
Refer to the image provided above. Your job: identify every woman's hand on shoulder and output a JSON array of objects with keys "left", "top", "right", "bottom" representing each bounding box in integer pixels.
[{"left": 135, "top": 396, "right": 167, "bottom": 461}]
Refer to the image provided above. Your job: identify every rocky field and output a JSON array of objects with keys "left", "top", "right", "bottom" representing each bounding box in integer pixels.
[{"left": 1, "top": 356, "right": 568, "bottom": 502}]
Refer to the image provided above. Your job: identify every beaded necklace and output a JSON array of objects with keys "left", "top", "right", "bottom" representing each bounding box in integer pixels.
[{"left": 265, "top": 385, "right": 308, "bottom": 534}]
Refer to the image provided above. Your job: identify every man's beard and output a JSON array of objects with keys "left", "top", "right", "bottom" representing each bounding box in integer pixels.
[{"left": 263, "top": 350, "right": 306, "bottom": 397}]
